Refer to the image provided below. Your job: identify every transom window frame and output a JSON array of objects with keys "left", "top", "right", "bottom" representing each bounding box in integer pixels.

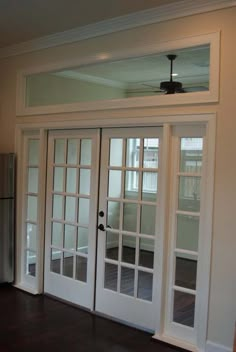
[{"left": 16, "top": 32, "right": 220, "bottom": 117}]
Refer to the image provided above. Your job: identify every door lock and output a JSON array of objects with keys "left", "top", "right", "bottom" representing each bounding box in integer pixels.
[{"left": 97, "top": 224, "right": 105, "bottom": 231}]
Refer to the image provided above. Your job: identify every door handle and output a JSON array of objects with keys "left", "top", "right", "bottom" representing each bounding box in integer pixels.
[{"left": 97, "top": 224, "right": 105, "bottom": 231}]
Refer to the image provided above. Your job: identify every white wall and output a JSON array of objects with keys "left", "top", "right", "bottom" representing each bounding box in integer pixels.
[{"left": 0, "top": 7, "right": 235, "bottom": 350}]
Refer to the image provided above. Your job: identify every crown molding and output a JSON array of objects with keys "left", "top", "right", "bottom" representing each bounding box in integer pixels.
[{"left": 0, "top": 0, "right": 235, "bottom": 59}]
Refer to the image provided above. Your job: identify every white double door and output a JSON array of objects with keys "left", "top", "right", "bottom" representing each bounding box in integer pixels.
[{"left": 44, "top": 127, "right": 163, "bottom": 331}]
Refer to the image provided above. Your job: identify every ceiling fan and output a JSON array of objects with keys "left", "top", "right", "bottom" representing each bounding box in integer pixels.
[
  {"left": 128, "top": 54, "right": 208, "bottom": 95},
  {"left": 159, "top": 54, "right": 184, "bottom": 94}
]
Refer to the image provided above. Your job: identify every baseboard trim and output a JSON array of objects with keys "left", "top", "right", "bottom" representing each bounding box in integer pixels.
[{"left": 206, "top": 340, "right": 232, "bottom": 352}]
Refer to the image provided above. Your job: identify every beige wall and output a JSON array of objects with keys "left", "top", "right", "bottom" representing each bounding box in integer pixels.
[{"left": 0, "top": 7, "right": 236, "bottom": 349}]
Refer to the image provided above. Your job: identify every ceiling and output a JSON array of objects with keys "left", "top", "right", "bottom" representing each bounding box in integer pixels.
[
  {"left": 73, "top": 46, "right": 210, "bottom": 87},
  {"left": 34, "top": 45, "right": 210, "bottom": 96},
  {"left": 0, "top": 0, "right": 183, "bottom": 49}
]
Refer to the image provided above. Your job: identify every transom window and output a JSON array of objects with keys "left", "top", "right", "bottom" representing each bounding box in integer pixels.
[{"left": 16, "top": 32, "right": 220, "bottom": 116}]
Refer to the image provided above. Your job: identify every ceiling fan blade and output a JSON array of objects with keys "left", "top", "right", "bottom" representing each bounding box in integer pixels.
[
  {"left": 127, "top": 89, "right": 161, "bottom": 94},
  {"left": 182, "top": 86, "right": 208, "bottom": 92}
]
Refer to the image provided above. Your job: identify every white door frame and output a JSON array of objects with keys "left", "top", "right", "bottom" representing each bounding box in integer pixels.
[{"left": 15, "top": 113, "right": 216, "bottom": 352}]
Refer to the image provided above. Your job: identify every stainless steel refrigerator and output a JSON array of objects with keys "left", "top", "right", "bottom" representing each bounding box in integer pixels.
[{"left": 0, "top": 154, "right": 15, "bottom": 283}]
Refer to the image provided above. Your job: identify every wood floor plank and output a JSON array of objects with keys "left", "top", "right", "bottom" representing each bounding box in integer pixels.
[{"left": 0, "top": 285, "right": 187, "bottom": 352}]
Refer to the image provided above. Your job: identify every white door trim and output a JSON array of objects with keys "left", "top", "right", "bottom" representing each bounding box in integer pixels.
[{"left": 15, "top": 112, "right": 216, "bottom": 352}]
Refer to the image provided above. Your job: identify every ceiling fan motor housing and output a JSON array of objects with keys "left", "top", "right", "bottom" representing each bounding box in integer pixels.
[{"left": 160, "top": 80, "right": 183, "bottom": 94}]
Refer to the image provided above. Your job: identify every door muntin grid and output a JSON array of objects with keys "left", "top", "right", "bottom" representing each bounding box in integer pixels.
[
  {"left": 171, "top": 137, "right": 203, "bottom": 329},
  {"left": 25, "top": 138, "right": 40, "bottom": 278},
  {"left": 103, "top": 137, "right": 159, "bottom": 302},
  {"left": 50, "top": 137, "right": 92, "bottom": 283}
]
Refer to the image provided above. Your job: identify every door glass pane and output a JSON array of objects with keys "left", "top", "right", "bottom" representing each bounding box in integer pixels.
[
  {"left": 173, "top": 291, "right": 195, "bottom": 327},
  {"left": 26, "top": 250, "right": 36, "bottom": 276},
  {"left": 175, "top": 254, "right": 197, "bottom": 290},
  {"left": 27, "top": 195, "right": 38, "bottom": 222},
  {"left": 67, "top": 139, "right": 78, "bottom": 164},
  {"left": 63, "top": 252, "right": 74, "bottom": 278},
  {"left": 120, "top": 267, "right": 135, "bottom": 296},
  {"left": 64, "top": 224, "right": 76, "bottom": 251},
  {"left": 54, "top": 139, "right": 65, "bottom": 164},
  {"left": 123, "top": 203, "right": 137, "bottom": 233},
  {"left": 80, "top": 139, "right": 92, "bottom": 165},
  {"left": 178, "top": 176, "right": 201, "bottom": 212},
  {"left": 143, "top": 138, "right": 159, "bottom": 168},
  {"left": 104, "top": 263, "right": 118, "bottom": 291},
  {"left": 142, "top": 172, "right": 158, "bottom": 201},
  {"left": 51, "top": 222, "right": 63, "bottom": 247},
  {"left": 108, "top": 170, "right": 122, "bottom": 198},
  {"left": 125, "top": 171, "right": 139, "bottom": 200},
  {"left": 53, "top": 195, "right": 64, "bottom": 220},
  {"left": 137, "top": 271, "right": 153, "bottom": 301},
  {"left": 106, "top": 232, "right": 119, "bottom": 260},
  {"left": 66, "top": 168, "right": 77, "bottom": 193},
  {"left": 77, "top": 227, "right": 88, "bottom": 254},
  {"left": 79, "top": 169, "right": 91, "bottom": 195},
  {"left": 122, "top": 235, "right": 136, "bottom": 264},
  {"left": 78, "top": 198, "right": 90, "bottom": 225},
  {"left": 180, "top": 138, "right": 203, "bottom": 173},
  {"left": 28, "top": 168, "right": 38, "bottom": 193},
  {"left": 65, "top": 196, "right": 76, "bottom": 222},
  {"left": 26, "top": 223, "right": 37, "bottom": 250},
  {"left": 139, "top": 237, "right": 154, "bottom": 268},
  {"left": 51, "top": 249, "right": 61, "bottom": 274},
  {"left": 75, "top": 256, "right": 87, "bottom": 282},
  {"left": 176, "top": 214, "right": 199, "bottom": 252},
  {"left": 53, "top": 167, "right": 64, "bottom": 192},
  {"left": 107, "top": 201, "right": 120, "bottom": 229},
  {"left": 126, "top": 138, "right": 140, "bottom": 167},
  {"left": 140, "top": 204, "right": 155, "bottom": 235},
  {"left": 28, "top": 139, "right": 39, "bottom": 165},
  {"left": 109, "top": 139, "right": 123, "bottom": 166}
]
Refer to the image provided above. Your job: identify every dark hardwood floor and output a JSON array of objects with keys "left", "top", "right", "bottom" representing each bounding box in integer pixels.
[{"left": 0, "top": 285, "right": 187, "bottom": 352}]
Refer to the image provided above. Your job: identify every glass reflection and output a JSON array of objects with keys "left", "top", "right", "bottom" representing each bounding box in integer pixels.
[
  {"left": 109, "top": 139, "right": 123, "bottom": 166},
  {"left": 180, "top": 138, "right": 203, "bottom": 173},
  {"left": 178, "top": 176, "right": 201, "bottom": 212},
  {"left": 137, "top": 271, "right": 153, "bottom": 301},
  {"left": 123, "top": 203, "right": 137, "bottom": 233},
  {"left": 120, "top": 267, "right": 135, "bottom": 296},
  {"left": 173, "top": 290, "right": 195, "bottom": 327},
  {"left": 143, "top": 138, "right": 159, "bottom": 168},
  {"left": 126, "top": 138, "right": 140, "bottom": 168},
  {"left": 54, "top": 139, "right": 65, "bottom": 164},
  {"left": 104, "top": 263, "right": 118, "bottom": 291}
]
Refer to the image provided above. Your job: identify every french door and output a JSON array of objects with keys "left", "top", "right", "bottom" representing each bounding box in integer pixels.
[
  {"left": 44, "top": 129, "right": 100, "bottom": 309},
  {"left": 96, "top": 128, "right": 163, "bottom": 331},
  {"left": 44, "top": 127, "right": 163, "bottom": 331}
]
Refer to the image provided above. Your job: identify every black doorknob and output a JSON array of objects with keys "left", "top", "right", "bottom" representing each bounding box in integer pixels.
[
  {"left": 97, "top": 224, "right": 105, "bottom": 231},
  {"left": 99, "top": 211, "right": 104, "bottom": 217}
]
